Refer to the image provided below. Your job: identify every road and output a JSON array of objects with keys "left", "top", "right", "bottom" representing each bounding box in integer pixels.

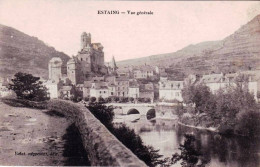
[{"left": 0, "top": 100, "right": 89, "bottom": 166}]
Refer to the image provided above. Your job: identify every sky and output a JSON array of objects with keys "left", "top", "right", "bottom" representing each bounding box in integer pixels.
[{"left": 0, "top": 0, "right": 259, "bottom": 62}]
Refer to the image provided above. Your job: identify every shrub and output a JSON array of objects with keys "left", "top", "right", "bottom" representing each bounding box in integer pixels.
[
  {"left": 84, "top": 97, "right": 89, "bottom": 102},
  {"left": 171, "top": 134, "right": 210, "bottom": 167},
  {"left": 90, "top": 97, "right": 96, "bottom": 103},
  {"left": 128, "top": 97, "right": 134, "bottom": 103},
  {"left": 105, "top": 97, "right": 112, "bottom": 103},
  {"left": 2, "top": 98, "right": 47, "bottom": 109},
  {"left": 87, "top": 102, "right": 114, "bottom": 128},
  {"left": 98, "top": 97, "right": 105, "bottom": 103},
  {"left": 144, "top": 98, "right": 151, "bottom": 103},
  {"left": 47, "top": 99, "right": 81, "bottom": 119},
  {"left": 235, "top": 110, "right": 260, "bottom": 137}
]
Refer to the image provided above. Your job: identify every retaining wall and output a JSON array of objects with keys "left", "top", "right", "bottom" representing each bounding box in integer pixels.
[{"left": 48, "top": 99, "right": 147, "bottom": 167}]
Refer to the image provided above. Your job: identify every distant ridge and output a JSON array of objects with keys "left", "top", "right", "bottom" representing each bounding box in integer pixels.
[
  {"left": 0, "top": 24, "right": 70, "bottom": 79},
  {"left": 117, "top": 14, "right": 260, "bottom": 76}
]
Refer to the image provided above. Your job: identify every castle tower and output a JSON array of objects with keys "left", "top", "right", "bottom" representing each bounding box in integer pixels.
[
  {"left": 48, "top": 57, "right": 62, "bottom": 83},
  {"left": 67, "top": 58, "right": 80, "bottom": 85},
  {"left": 81, "top": 32, "right": 91, "bottom": 50}
]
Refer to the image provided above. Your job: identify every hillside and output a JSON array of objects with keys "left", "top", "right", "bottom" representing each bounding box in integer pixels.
[
  {"left": 118, "top": 14, "right": 260, "bottom": 76},
  {"left": 0, "top": 24, "right": 70, "bottom": 79}
]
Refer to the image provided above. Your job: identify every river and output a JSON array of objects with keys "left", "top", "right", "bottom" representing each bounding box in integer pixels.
[{"left": 114, "top": 114, "right": 260, "bottom": 167}]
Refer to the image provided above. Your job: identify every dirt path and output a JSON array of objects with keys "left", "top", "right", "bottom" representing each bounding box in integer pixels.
[{"left": 0, "top": 101, "right": 72, "bottom": 166}]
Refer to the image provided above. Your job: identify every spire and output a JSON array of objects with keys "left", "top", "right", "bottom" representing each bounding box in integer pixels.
[{"left": 111, "top": 56, "right": 117, "bottom": 70}]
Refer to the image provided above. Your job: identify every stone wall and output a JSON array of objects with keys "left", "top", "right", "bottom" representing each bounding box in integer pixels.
[
  {"left": 155, "top": 105, "right": 178, "bottom": 115},
  {"left": 47, "top": 99, "right": 147, "bottom": 167}
]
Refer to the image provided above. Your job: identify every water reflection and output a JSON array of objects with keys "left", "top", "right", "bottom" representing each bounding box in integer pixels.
[{"left": 114, "top": 115, "right": 260, "bottom": 167}]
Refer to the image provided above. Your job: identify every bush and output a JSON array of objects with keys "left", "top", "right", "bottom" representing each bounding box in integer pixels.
[
  {"left": 144, "top": 98, "right": 151, "bottom": 103},
  {"left": 105, "top": 97, "right": 112, "bottom": 103},
  {"left": 2, "top": 98, "right": 47, "bottom": 109},
  {"left": 128, "top": 97, "right": 134, "bottom": 103},
  {"left": 90, "top": 97, "right": 96, "bottom": 103},
  {"left": 110, "top": 96, "right": 119, "bottom": 102},
  {"left": 47, "top": 99, "right": 81, "bottom": 119},
  {"left": 137, "top": 97, "right": 145, "bottom": 103},
  {"left": 98, "top": 97, "right": 105, "bottom": 103},
  {"left": 171, "top": 134, "right": 210, "bottom": 167},
  {"left": 87, "top": 102, "right": 114, "bottom": 128},
  {"left": 84, "top": 97, "right": 89, "bottom": 102},
  {"left": 235, "top": 110, "right": 260, "bottom": 137}
]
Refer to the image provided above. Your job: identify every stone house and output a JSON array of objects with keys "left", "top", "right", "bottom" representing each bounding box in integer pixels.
[{"left": 159, "top": 78, "right": 184, "bottom": 102}]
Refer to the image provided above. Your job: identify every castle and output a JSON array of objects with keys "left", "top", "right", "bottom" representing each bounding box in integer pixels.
[{"left": 48, "top": 32, "right": 108, "bottom": 85}]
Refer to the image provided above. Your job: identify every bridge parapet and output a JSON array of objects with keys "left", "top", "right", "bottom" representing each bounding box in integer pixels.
[{"left": 48, "top": 100, "right": 147, "bottom": 167}]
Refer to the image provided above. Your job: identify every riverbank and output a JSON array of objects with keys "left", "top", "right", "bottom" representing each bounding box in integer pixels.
[{"left": 178, "top": 121, "right": 218, "bottom": 132}]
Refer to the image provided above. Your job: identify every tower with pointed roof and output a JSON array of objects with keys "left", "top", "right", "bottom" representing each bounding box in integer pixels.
[{"left": 108, "top": 56, "right": 118, "bottom": 75}]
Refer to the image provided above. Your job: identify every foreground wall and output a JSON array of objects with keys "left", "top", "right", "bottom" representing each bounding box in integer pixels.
[{"left": 47, "top": 99, "right": 147, "bottom": 167}]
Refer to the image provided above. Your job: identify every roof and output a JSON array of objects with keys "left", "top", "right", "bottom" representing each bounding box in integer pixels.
[
  {"left": 84, "top": 81, "right": 92, "bottom": 88},
  {"left": 134, "top": 65, "right": 154, "bottom": 72},
  {"left": 60, "top": 86, "right": 72, "bottom": 91},
  {"left": 49, "top": 57, "right": 62, "bottom": 63},
  {"left": 76, "top": 84, "right": 84, "bottom": 88},
  {"left": 115, "top": 77, "right": 129, "bottom": 81},
  {"left": 200, "top": 73, "right": 223, "bottom": 83},
  {"left": 117, "top": 68, "right": 130, "bottom": 73},
  {"left": 129, "top": 81, "right": 139, "bottom": 88}
]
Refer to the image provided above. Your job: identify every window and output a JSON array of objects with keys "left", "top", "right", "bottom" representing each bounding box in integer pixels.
[
  {"left": 111, "top": 92, "right": 114, "bottom": 95},
  {"left": 100, "top": 91, "right": 102, "bottom": 94},
  {"left": 81, "top": 58, "right": 83, "bottom": 61}
]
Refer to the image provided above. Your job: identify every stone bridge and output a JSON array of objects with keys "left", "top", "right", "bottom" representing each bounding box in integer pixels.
[{"left": 106, "top": 103, "right": 156, "bottom": 119}]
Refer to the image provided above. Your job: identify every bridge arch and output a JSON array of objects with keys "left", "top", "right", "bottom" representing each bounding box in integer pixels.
[
  {"left": 127, "top": 108, "right": 140, "bottom": 115},
  {"left": 146, "top": 109, "right": 156, "bottom": 120}
]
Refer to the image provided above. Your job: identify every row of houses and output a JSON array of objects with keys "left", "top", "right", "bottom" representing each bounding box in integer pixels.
[
  {"left": 45, "top": 70, "right": 258, "bottom": 103},
  {"left": 158, "top": 72, "right": 258, "bottom": 102},
  {"left": 45, "top": 75, "right": 156, "bottom": 100}
]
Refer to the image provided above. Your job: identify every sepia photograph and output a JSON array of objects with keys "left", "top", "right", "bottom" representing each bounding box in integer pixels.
[{"left": 0, "top": 0, "right": 260, "bottom": 166}]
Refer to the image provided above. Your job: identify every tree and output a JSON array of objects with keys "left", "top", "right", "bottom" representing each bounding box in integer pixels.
[
  {"left": 182, "top": 82, "right": 215, "bottom": 114},
  {"left": 70, "top": 86, "right": 83, "bottom": 102},
  {"left": 8, "top": 72, "right": 49, "bottom": 101},
  {"left": 171, "top": 134, "right": 210, "bottom": 167}
]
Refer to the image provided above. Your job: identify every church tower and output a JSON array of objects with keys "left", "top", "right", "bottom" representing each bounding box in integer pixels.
[
  {"left": 48, "top": 57, "right": 62, "bottom": 83},
  {"left": 108, "top": 56, "right": 118, "bottom": 75},
  {"left": 110, "top": 56, "right": 117, "bottom": 72},
  {"left": 81, "top": 32, "right": 91, "bottom": 50}
]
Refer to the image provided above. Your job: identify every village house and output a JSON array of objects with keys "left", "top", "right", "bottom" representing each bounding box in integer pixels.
[
  {"left": 0, "top": 78, "right": 13, "bottom": 97},
  {"left": 159, "top": 78, "right": 184, "bottom": 102},
  {"left": 139, "top": 83, "right": 155, "bottom": 101},
  {"left": 59, "top": 85, "right": 73, "bottom": 99},
  {"left": 43, "top": 80, "right": 62, "bottom": 99},
  {"left": 128, "top": 81, "right": 139, "bottom": 98},
  {"left": 133, "top": 65, "right": 155, "bottom": 79},
  {"left": 200, "top": 73, "right": 258, "bottom": 100}
]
